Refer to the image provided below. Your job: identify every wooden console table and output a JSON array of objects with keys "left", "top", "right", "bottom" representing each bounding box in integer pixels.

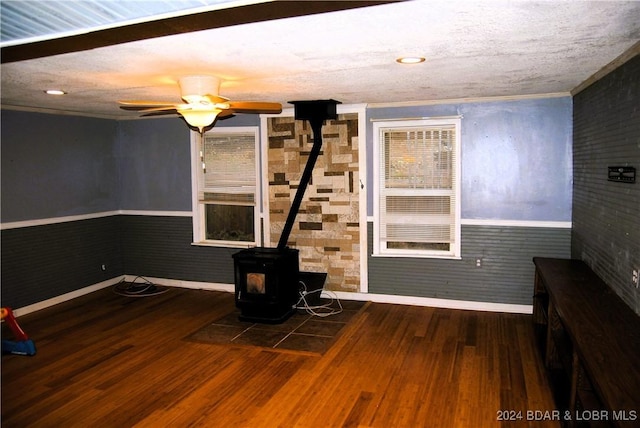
[{"left": 533, "top": 257, "right": 640, "bottom": 427}]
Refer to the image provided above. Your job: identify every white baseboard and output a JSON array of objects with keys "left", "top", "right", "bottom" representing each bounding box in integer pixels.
[
  {"left": 123, "top": 277, "right": 531, "bottom": 313},
  {"left": 323, "top": 290, "right": 532, "bottom": 314},
  {"left": 122, "top": 275, "right": 234, "bottom": 293},
  {"left": 12, "top": 276, "right": 124, "bottom": 317},
  {"left": 13, "top": 275, "right": 531, "bottom": 317},
  {"left": 11, "top": 275, "right": 233, "bottom": 317}
]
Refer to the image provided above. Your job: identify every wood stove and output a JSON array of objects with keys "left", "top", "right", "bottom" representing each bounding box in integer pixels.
[
  {"left": 233, "top": 100, "right": 340, "bottom": 323},
  {"left": 233, "top": 247, "right": 299, "bottom": 323}
]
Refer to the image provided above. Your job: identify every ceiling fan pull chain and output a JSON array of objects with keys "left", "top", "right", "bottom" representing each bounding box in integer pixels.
[{"left": 200, "top": 134, "right": 206, "bottom": 173}]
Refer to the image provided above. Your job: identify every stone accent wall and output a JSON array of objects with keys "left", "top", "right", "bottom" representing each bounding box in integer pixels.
[{"left": 267, "top": 113, "right": 360, "bottom": 292}]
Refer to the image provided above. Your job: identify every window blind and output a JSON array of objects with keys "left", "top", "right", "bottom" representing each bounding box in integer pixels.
[
  {"left": 200, "top": 133, "right": 256, "bottom": 204},
  {"left": 379, "top": 125, "right": 457, "bottom": 247}
]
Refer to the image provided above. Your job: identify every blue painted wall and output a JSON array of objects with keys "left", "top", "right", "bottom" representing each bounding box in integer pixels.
[
  {"left": 1, "top": 110, "right": 118, "bottom": 222},
  {"left": 115, "top": 118, "right": 192, "bottom": 211},
  {"left": 366, "top": 97, "right": 573, "bottom": 221},
  {"left": 115, "top": 115, "right": 260, "bottom": 211},
  {"left": 3, "top": 100, "right": 570, "bottom": 222}
]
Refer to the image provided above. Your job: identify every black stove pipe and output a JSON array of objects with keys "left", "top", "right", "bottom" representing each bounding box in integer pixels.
[{"left": 277, "top": 100, "right": 341, "bottom": 250}]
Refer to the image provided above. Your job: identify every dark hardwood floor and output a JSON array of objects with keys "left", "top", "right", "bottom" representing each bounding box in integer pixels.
[{"left": 1, "top": 286, "right": 559, "bottom": 427}]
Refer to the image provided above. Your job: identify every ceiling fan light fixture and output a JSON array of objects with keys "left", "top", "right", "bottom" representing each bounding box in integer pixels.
[
  {"left": 396, "top": 56, "right": 426, "bottom": 64},
  {"left": 119, "top": 74, "right": 280, "bottom": 133},
  {"left": 180, "top": 109, "right": 220, "bottom": 133},
  {"left": 179, "top": 75, "right": 220, "bottom": 102}
]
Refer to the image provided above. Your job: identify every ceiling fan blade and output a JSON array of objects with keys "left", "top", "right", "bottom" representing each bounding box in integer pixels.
[
  {"left": 141, "top": 110, "right": 179, "bottom": 117},
  {"left": 120, "top": 105, "right": 153, "bottom": 111},
  {"left": 120, "top": 105, "right": 179, "bottom": 113},
  {"left": 119, "top": 100, "right": 178, "bottom": 107},
  {"left": 227, "top": 101, "right": 282, "bottom": 113},
  {"left": 138, "top": 106, "right": 183, "bottom": 113},
  {"left": 217, "top": 110, "right": 236, "bottom": 119},
  {"left": 204, "top": 94, "right": 230, "bottom": 104}
]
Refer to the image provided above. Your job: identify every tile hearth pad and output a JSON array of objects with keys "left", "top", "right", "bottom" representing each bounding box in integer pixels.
[{"left": 185, "top": 300, "right": 367, "bottom": 355}]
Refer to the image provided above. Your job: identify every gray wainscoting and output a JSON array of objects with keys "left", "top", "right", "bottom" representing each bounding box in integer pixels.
[
  {"left": 368, "top": 223, "right": 571, "bottom": 305},
  {"left": 1, "top": 216, "right": 123, "bottom": 309},
  {"left": 119, "top": 215, "right": 236, "bottom": 284}
]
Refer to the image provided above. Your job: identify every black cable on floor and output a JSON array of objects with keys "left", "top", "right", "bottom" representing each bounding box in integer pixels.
[{"left": 113, "top": 276, "right": 169, "bottom": 297}]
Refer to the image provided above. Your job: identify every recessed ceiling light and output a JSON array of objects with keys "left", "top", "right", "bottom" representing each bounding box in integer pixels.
[
  {"left": 45, "top": 89, "right": 66, "bottom": 95},
  {"left": 396, "top": 56, "right": 426, "bottom": 64}
]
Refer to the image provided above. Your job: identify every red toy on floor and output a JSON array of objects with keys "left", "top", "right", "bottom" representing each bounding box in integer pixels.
[{"left": 1, "top": 307, "right": 36, "bottom": 356}]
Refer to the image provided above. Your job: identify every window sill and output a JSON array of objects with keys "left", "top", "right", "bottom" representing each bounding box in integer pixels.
[
  {"left": 371, "top": 252, "right": 462, "bottom": 260},
  {"left": 191, "top": 241, "right": 255, "bottom": 249}
]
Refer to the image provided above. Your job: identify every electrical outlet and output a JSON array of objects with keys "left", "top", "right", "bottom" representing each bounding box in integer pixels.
[
  {"left": 633, "top": 269, "right": 639, "bottom": 288},
  {"left": 476, "top": 258, "right": 482, "bottom": 268}
]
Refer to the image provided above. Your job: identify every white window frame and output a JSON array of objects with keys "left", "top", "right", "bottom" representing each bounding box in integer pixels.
[
  {"left": 191, "top": 126, "right": 261, "bottom": 248},
  {"left": 373, "top": 117, "right": 461, "bottom": 259}
]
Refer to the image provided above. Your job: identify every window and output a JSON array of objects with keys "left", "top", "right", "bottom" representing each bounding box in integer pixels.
[
  {"left": 373, "top": 118, "right": 461, "bottom": 258},
  {"left": 192, "top": 127, "right": 260, "bottom": 247}
]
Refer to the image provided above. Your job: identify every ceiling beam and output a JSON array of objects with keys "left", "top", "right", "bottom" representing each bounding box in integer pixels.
[{"left": 1, "top": 1, "right": 398, "bottom": 64}]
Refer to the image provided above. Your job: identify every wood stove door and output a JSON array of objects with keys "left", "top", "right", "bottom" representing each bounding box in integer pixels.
[{"left": 265, "top": 113, "right": 361, "bottom": 293}]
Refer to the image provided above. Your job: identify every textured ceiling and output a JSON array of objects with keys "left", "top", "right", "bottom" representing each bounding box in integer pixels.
[{"left": 1, "top": 0, "right": 639, "bottom": 120}]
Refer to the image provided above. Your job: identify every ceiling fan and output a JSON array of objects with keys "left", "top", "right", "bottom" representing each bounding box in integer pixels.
[{"left": 119, "top": 75, "right": 282, "bottom": 132}]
